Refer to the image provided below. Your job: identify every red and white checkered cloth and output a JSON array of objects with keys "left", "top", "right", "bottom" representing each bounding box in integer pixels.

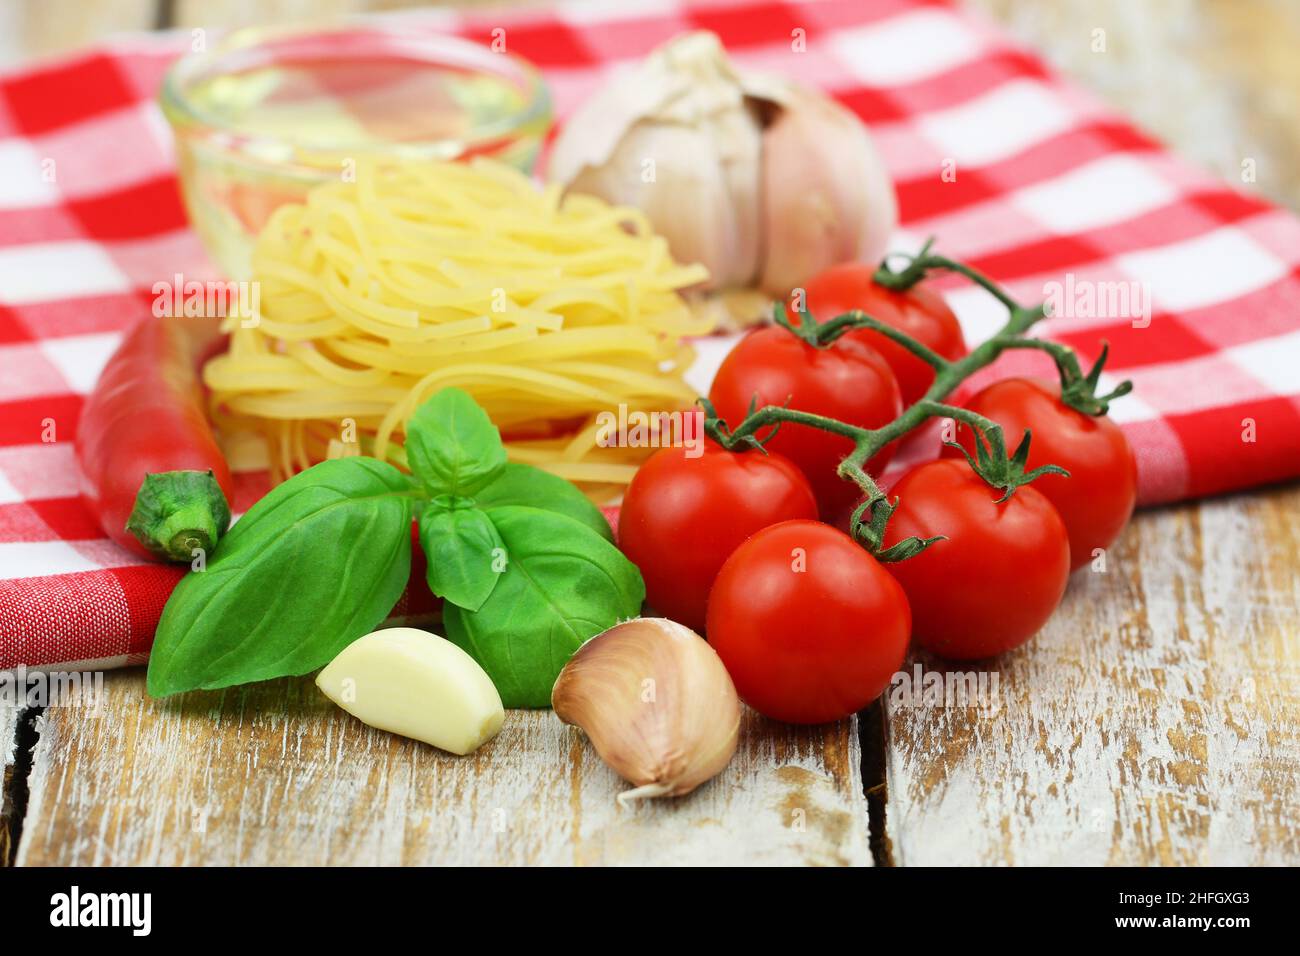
[{"left": 2, "top": 0, "right": 1299, "bottom": 672}]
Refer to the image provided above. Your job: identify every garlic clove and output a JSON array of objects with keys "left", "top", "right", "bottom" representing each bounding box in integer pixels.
[
  {"left": 758, "top": 88, "right": 898, "bottom": 296},
  {"left": 552, "top": 617, "right": 741, "bottom": 803},
  {"left": 567, "top": 117, "right": 762, "bottom": 290},
  {"left": 316, "top": 627, "right": 504, "bottom": 755},
  {"left": 549, "top": 31, "right": 785, "bottom": 184},
  {"left": 549, "top": 32, "right": 775, "bottom": 291}
]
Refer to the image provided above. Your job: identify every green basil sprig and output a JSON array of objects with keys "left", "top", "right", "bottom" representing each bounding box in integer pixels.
[
  {"left": 473, "top": 462, "right": 614, "bottom": 542},
  {"left": 405, "top": 385, "right": 507, "bottom": 496},
  {"left": 409, "top": 389, "right": 641, "bottom": 706},
  {"left": 442, "top": 505, "right": 643, "bottom": 707},
  {"left": 146, "top": 458, "right": 418, "bottom": 696},
  {"left": 146, "top": 387, "right": 643, "bottom": 707},
  {"left": 418, "top": 502, "right": 503, "bottom": 613}
]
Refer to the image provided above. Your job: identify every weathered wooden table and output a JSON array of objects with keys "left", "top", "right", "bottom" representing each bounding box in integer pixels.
[{"left": 2, "top": 0, "right": 1298, "bottom": 866}]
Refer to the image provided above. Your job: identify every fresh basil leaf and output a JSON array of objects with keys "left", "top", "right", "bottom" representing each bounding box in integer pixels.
[
  {"left": 146, "top": 458, "right": 417, "bottom": 697},
  {"left": 443, "top": 506, "right": 644, "bottom": 707},
  {"left": 418, "top": 502, "right": 504, "bottom": 612},
  {"left": 405, "top": 387, "right": 507, "bottom": 497},
  {"left": 472, "top": 462, "right": 613, "bottom": 542}
]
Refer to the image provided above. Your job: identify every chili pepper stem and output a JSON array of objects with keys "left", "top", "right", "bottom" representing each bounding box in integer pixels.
[{"left": 126, "top": 470, "right": 232, "bottom": 562}]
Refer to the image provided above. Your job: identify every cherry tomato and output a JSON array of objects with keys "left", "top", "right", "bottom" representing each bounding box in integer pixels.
[
  {"left": 706, "top": 520, "right": 911, "bottom": 724},
  {"left": 619, "top": 442, "right": 818, "bottom": 633},
  {"left": 794, "top": 262, "right": 966, "bottom": 405},
  {"left": 948, "top": 378, "right": 1137, "bottom": 570},
  {"left": 708, "top": 325, "right": 902, "bottom": 517},
  {"left": 882, "top": 459, "right": 1069, "bottom": 659}
]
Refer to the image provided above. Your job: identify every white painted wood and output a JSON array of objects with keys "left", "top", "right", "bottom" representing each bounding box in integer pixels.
[
  {"left": 0, "top": 0, "right": 157, "bottom": 67},
  {"left": 884, "top": 491, "right": 1300, "bottom": 866},
  {"left": 15, "top": 675, "right": 869, "bottom": 866},
  {"left": 0, "top": 703, "right": 20, "bottom": 862},
  {"left": 0, "top": 705, "right": 15, "bottom": 772}
]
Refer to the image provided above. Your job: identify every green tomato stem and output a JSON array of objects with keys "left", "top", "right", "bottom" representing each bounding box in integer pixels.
[{"left": 709, "top": 245, "right": 1129, "bottom": 561}]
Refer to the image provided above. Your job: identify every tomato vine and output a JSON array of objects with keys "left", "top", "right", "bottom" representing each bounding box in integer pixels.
[{"left": 702, "top": 240, "right": 1134, "bottom": 562}]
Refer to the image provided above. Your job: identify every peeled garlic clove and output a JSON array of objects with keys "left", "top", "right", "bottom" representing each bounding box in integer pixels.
[
  {"left": 552, "top": 617, "right": 741, "bottom": 803},
  {"left": 758, "top": 88, "right": 898, "bottom": 296},
  {"left": 317, "top": 627, "right": 504, "bottom": 755}
]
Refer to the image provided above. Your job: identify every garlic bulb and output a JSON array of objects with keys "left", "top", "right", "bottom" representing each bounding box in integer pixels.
[
  {"left": 547, "top": 31, "right": 896, "bottom": 298},
  {"left": 551, "top": 617, "right": 741, "bottom": 804}
]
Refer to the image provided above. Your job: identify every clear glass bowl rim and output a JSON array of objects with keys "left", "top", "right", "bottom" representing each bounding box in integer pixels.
[{"left": 159, "top": 18, "right": 553, "bottom": 158}]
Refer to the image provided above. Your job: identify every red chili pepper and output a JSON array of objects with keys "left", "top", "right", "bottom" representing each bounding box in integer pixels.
[{"left": 76, "top": 315, "right": 234, "bottom": 561}]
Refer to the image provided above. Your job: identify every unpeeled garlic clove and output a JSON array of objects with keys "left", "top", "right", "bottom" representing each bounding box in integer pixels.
[
  {"left": 552, "top": 32, "right": 765, "bottom": 290},
  {"left": 758, "top": 88, "right": 897, "bottom": 296},
  {"left": 566, "top": 117, "right": 762, "bottom": 290},
  {"left": 552, "top": 617, "right": 741, "bottom": 804}
]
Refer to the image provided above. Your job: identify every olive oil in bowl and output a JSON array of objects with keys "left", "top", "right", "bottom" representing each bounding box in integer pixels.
[{"left": 163, "top": 23, "right": 551, "bottom": 278}]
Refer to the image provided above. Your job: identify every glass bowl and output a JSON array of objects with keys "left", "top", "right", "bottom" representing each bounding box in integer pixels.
[{"left": 161, "top": 21, "right": 552, "bottom": 278}]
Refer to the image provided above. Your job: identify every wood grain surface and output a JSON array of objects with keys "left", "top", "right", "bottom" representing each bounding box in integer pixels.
[
  {"left": 0, "top": 0, "right": 157, "bottom": 67},
  {"left": 967, "top": 0, "right": 1300, "bottom": 214},
  {"left": 1, "top": 0, "right": 1298, "bottom": 866},
  {"left": 883, "top": 486, "right": 1300, "bottom": 866},
  {"left": 15, "top": 676, "right": 867, "bottom": 866},
  {"left": 0, "top": 705, "right": 19, "bottom": 863}
]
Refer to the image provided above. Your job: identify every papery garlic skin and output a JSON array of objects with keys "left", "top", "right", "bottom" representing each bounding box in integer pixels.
[
  {"left": 550, "top": 32, "right": 765, "bottom": 289},
  {"left": 552, "top": 617, "right": 741, "bottom": 803},
  {"left": 548, "top": 31, "right": 897, "bottom": 298},
  {"left": 758, "top": 88, "right": 898, "bottom": 296},
  {"left": 567, "top": 120, "right": 762, "bottom": 290},
  {"left": 317, "top": 627, "right": 504, "bottom": 756}
]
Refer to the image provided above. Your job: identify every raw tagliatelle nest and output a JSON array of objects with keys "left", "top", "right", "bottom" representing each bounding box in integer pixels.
[{"left": 204, "top": 158, "right": 712, "bottom": 502}]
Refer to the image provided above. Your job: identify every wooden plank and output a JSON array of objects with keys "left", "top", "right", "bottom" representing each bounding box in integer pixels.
[
  {"left": 0, "top": 704, "right": 20, "bottom": 864},
  {"left": 15, "top": 673, "right": 869, "bottom": 866},
  {"left": 170, "top": 0, "right": 545, "bottom": 33},
  {"left": 883, "top": 485, "right": 1300, "bottom": 865},
  {"left": 967, "top": 0, "right": 1300, "bottom": 214},
  {"left": 0, "top": 0, "right": 158, "bottom": 67},
  {"left": 172, "top": 0, "right": 366, "bottom": 33}
]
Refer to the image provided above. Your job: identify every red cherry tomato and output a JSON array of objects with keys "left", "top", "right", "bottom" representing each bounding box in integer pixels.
[
  {"left": 794, "top": 262, "right": 966, "bottom": 405},
  {"left": 708, "top": 325, "right": 902, "bottom": 517},
  {"left": 619, "top": 442, "right": 818, "bottom": 633},
  {"left": 948, "top": 378, "right": 1137, "bottom": 570},
  {"left": 882, "top": 459, "right": 1069, "bottom": 660},
  {"left": 706, "top": 520, "right": 911, "bottom": 724}
]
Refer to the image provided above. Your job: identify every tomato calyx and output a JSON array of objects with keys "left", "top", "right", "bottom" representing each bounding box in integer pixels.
[
  {"left": 1002, "top": 337, "right": 1133, "bottom": 417},
  {"left": 699, "top": 395, "right": 786, "bottom": 454},
  {"left": 1059, "top": 343, "right": 1133, "bottom": 416},
  {"left": 772, "top": 302, "right": 952, "bottom": 371},
  {"left": 872, "top": 236, "right": 940, "bottom": 293},
  {"left": 938, "top": 404, "right": 1070, "bottom": 502},
  {"left": 700, "top": 245, "right": 1128, "bottom": 565},
  {"left": 874, "top": 237, "right": 1047, "bottom": 328},
  {"left": 849, "top": 492, "right": 945, "bottom": 563}
]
